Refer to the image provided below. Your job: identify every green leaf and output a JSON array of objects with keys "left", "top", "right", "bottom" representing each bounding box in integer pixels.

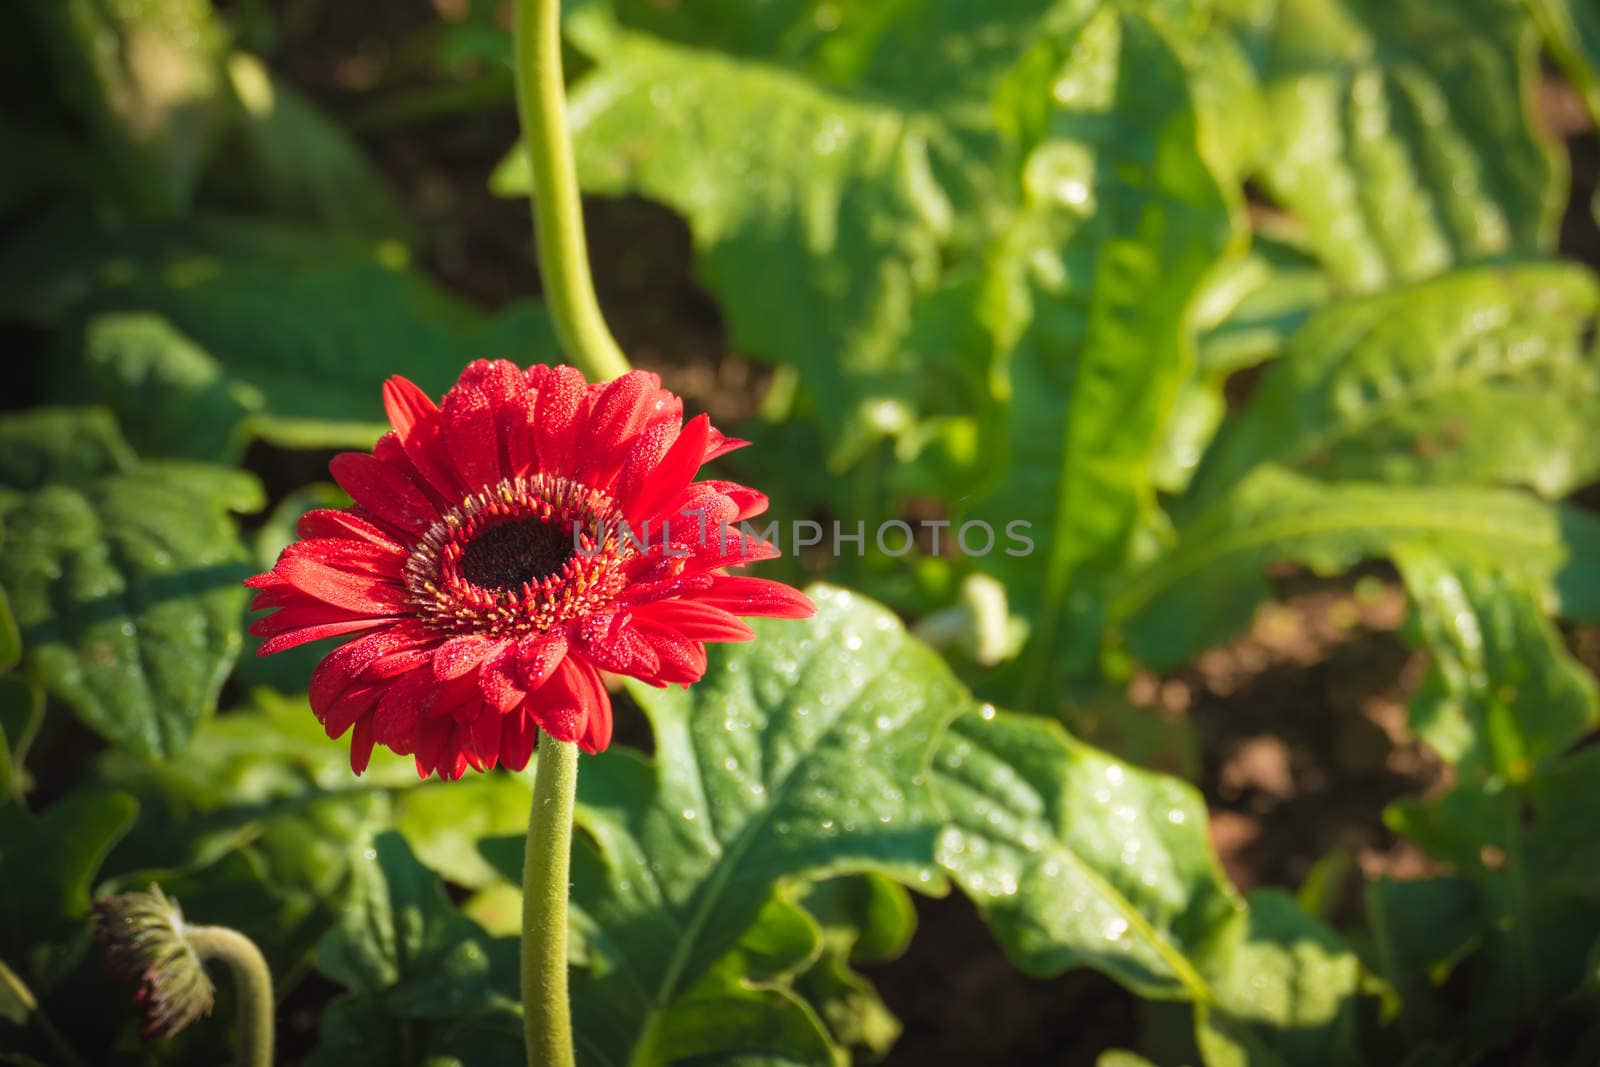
[
  {"left": 0, "top": 789, "right": 139, "bottom": 995},
  {"left": 1524, "top": 0, "right": 1600, "bottom": 125},
  {"left": 1110, "top": 465, "right": 1600, "bottom": 670},
  {"left": 1255, "top": 0, "right": 1561, "bottom": 290},
  {"left": 933, "top": 706, "right": 1244, "bottom": 1001},
  {"left": 1195, "top": 237, "right": 1333, "bottom": 378},
  {"left": 93, "top": 692, "right": 533, "bottom": 982},
  {"left": 953, "top": 8, "right": 1235, "bottom": 684},
  {"left": 1187, "top": 264, "right": 1600, "bottom": 511},
  {"left": 494, "top": 3, "right": 1075, "bottom": 464},
  {"left": 71, "top": 312, "right": 259, "bottom": 461},
  {"left": 1194, "top": 890, "right": 1365, "bottom": 1067},
  {"left": 0, "top": 407, "right": 134, "bottom": 489},
  {"left": 317, "top": 831, "right": 507, "bottom": 1014},
  {"left": 309, "top": 832, "right": 517, "bottom": 1067},
  {"left": 479, "top": 586, "right": 960, "bottom": 1066},
  {"left": 4, "top": 218, "right": 559, "bottom": 457},
  {"left": 1396, "top": 551, "right": 1598, "bottom": 780},
  {"left": 793, "top": 875, "right": 916, "bottom": 1059},
  {"left": 21, "top": 0, "right": 234, "bottom": 217},
  {"left": 0, "top": 408, "right": 262, "bottom": 756}
]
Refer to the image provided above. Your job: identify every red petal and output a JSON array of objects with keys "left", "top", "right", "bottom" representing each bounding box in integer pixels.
[
  {"left": 500, "top": 709, "right": 539, "bottom": 771},
  {"left": 295, "top": 509, "right": 407, "bottom": 552},
  {"left": 383, "top": 376, "right": 459, "bottom": 500},
  {"left": 372, "top": 668, "right": 434, "bottom": 753},
  {"left": 467, "top": 708, "right": 504, "bottom": 771},
  {"left": 350, "top": 716, "right": 377, "bottom": 775},
  {"left": 479, "top": 641, "right": 527, "bottom": 712},
  {"left": 329, "top": 452, "right": 440, "bottom": 535},
  {"left": 578, "top": 371, "right": 678, "bottom": 488},
  {"left": 529, "top": 655, "right": 608, "bottom": 746},
  {"left": 703, "top": 426, "right": 750, "bottom": 461},
  {"left": 631, "top": 599, "right": 755, "bottom": 642},
  {"left": 621, "top": 414, "right": 710, "bottom": 525},
  {"left": 697, "top": 576, "right": 817, "bottom": 618},
  {"left": 516, "top": 631, "right": 569, "bottom": 691},
  {"left": 321, "top": 680, "right": 386, "bottom": 740},
  {"left": 530, "top": 364, "right": 588, "bottom": 475},
  {"left": 574, "top": 611, "right": 660, "bottom": 678},
  {"left": 309, "top": 625, "right": 416, "bottom": 717},
  {"left": 628, "top": 619, "right": 707, "bottom": 686},
  {"left": 256, "top": 618, "right": 391, "bottom": 655},
  {"left": 442, "top": 359, "right": 535, "bottom": 491},
  {"left": 432, "top": 634, "right": 507, "bottom": 681},
  {"left": 273, "top": 554, "right": 411, "bottom": 615}
]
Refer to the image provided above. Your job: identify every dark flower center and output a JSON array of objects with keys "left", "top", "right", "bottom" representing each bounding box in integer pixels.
[
  {"left": 458, "top": 517, "right": 575, "bottom": 591},
  {"left": 404, "top": 474, "right": 633, "bottom": 637}
]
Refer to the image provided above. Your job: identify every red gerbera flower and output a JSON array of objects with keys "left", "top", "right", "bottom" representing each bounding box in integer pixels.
[{"left": 246, "top": 362, "right": 813, "bottom": 780}]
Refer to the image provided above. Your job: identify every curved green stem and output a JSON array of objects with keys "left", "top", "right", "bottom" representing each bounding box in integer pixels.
[
  {"left": 185, "top": 926, "right": 274, "bottom": 1067},
  {"left": 512, "top": 0, "right": 632, "bottom": 382},
  {"left": 521, "top": 737, "right": 581, "bottom": 1067}
]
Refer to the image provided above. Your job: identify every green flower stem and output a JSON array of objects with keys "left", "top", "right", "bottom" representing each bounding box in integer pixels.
[
  {"left": 512, "top": 0, "right": 632, "bottom": 382},
  {"left": 521, "top": 737, "right": 581, "bottom": 1067},
  {"left": 184, "top": 926, "right": 274, "bottom": 1067}
]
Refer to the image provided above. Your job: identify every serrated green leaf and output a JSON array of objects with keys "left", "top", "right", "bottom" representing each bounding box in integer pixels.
[
  {"left": 793, "top": 875, "right": 915, "bottom": 1059},
  {"left": 0, "top": 407, "right": 134, "bottom": 489},
  {"left": 495, "top": 3, "right": 1084, "bottom": 465},
  {"left": 953, "top": 8, "right": 1235, "bottom": 685},
  {"left": 1111, "top": 465, "right": 1600, "bottom": 670},
  {"left": 1396, "top": 551, "right": 1598, "bottom": 780},
  {"left": 93, "top": 692, "right": 533, "bottom": 986},
  {"left": 1195, "top": 237, "right": 1333, "bottom": 378},
  {"left": 933, "top": 706, "right": 1244, "bottom": 1001},
  {"left": 1194, "top": 890, "right": 1365, "bottom": 1067},
  {"left": 1256, "top": 0, "right": 1561, "bottom": 290},
  {"left": 0, "top": 409, "right": 262, "bottom": 756},
  {"left": 476, "top": 587, "right": 958, "bottom": 1066},
  {"left": 308, "top": 832, "right": 517, "bottom": 1067},
  {"left": 21, "top": 0, "right": 234, "bottom": 217},
  {"left": 317, "top": 831, "right": 507, "bottom": 1013},
  {"left": 4, "top": 218, "right": 558, "bottom": 457},
  {"left": 1188, "top": 264, "right": 1600, "bottom": 511},
  {"left": 72, "top": 312, "right": 258, "bottom": 461}
]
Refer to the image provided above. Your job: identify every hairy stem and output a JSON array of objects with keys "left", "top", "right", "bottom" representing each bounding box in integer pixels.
[
  {"left": 185, "top": 926, "right": 274, "bottom": 1067},
  {"left": 512, "top": 0, "right": 631, "bottom": 381},
  {"left": 521, "top": 737, "right": 581, "bottom": 1067}
]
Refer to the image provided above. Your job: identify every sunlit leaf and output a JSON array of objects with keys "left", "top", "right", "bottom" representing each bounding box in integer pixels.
[
  {"left": 1195, "top": 890, "right": 1366, "bottom": 1067},
  {"left": 0, "top": 408, "right": 262, "bottom": 756},
  {"left": 1255, "top": 0, "right": 1561, "bottom": 290},
  {"left": 1187, "top": 264, "right": 1600, "bottom": 510},
  {"left": 933, "top": 706, "right": 1243, "bottom": 1001},
  {"left": 1396, "top": 550, "right": 1598, "bottom": 780},
  {"left": 1111, "top": 465, "right": 1600, "bottom": 670},
  {"left": 953, "top": 7, "right": 1235, "bottom": 686}
]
